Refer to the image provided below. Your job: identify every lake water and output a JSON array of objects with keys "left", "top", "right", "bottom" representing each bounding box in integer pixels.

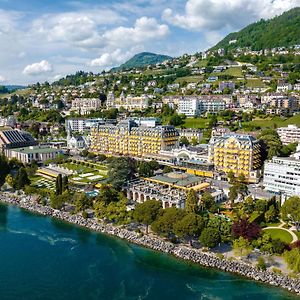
[{"left": 0, "top": 204, "right": 298, "bottom": 300}]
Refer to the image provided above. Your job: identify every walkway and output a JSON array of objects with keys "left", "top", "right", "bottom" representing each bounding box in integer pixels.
[{"left": 263, "top": 220, "right": 298, "bottom": 243}]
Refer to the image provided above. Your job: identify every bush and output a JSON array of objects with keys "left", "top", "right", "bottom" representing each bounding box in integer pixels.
[
  {"left": 82, "top": 211, "right": 88, "bottom": 219},
  {"left": 199, "top": 228, "right": 220, "bottom": 248},
  {"left": 256, "top": 256, "right": 267, "bottom": 271}
]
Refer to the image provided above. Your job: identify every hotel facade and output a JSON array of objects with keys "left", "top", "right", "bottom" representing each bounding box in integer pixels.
[
  {"left": 90, "top": 120, "right": 179, "bottom": 157},
  {"left": 208, "top": 134, "right": 261, "bottom": 182}
]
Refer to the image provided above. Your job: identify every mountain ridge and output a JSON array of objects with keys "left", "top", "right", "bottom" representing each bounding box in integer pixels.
[
  {"left": 112, "top": 52, "right": 172, "bottom": 71},
  {"left": 211, "top": 7, "right": 300, "bottom": 51}
]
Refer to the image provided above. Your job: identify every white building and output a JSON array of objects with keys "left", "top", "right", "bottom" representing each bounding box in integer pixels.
[
  {"left": 4, "top": 146, "right": 61, "bottom": 164},
  {"left": 67, "top": 136, "right": 87, "bottom": 151},
  {"left": 277, "top": 125, "right": 300, "bottom": 145},
  {"left": 277, "top": 83, "right": 293, "bottom": 93},
  {"left": 177, "top": 98, "right": 200, "bottom": 117},
  {"left": 263, "top": 157, "right": 300, "bottom": 198},
  {"left": 65, "top": 118, "right": 104, "bottom": 133}
]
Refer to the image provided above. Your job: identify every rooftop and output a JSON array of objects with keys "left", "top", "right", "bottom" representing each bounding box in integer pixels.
[{"left": 11, "top": 146, "right": 59, "bottom": 154}]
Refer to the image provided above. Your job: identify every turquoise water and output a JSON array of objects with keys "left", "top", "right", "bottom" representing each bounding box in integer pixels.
[{"left": 0, "top": 204, "right": 298, "bottom": 300}]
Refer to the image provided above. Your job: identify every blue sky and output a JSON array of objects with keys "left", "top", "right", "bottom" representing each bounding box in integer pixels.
[{"left": 0, "top": 0, "right": 298, "bottom": 85}]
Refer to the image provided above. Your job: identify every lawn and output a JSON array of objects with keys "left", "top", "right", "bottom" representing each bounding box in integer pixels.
[
  {"left": 264, "top": 228, "right": 293, "bottom": 244},
  {"left": 245, "top": 78, "right": 266, "bottom": 88},
  {"left": 175, "top": 76, "right": 203, "bottom": 84},
  {"left": 182, "top": 117, "right": 208, "bottom": 129},
  {"left": 244, "top": 114, "right": 300, "bottom": 129}
]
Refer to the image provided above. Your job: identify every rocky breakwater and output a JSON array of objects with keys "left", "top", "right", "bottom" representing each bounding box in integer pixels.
[{"left": 1, "top": 193, "right": 300, "bottom": 295}]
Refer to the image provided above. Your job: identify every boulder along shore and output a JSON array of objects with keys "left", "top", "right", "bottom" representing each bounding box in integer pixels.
[{"left": 1, "top": 192, "right": 300, "bottom": 295}]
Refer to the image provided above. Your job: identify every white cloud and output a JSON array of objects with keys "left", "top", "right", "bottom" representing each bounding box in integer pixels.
[
  {"left": 163, "top": 0, "right": 300, "bottom": 31},
  {"left": 0, "top": 75, "right": 7, "bottom": 83},
  {"left": 32, "top": 9, "right": 124, "bottom": 49},
  {"left": 23, "top": 60, "right": 53, "bottom": 76},
  {"left": 104, "top": 17, "right": 169, "bottom": 47},
  {"left": 89, "top": 48, "right": 136, "bottom": 69}
]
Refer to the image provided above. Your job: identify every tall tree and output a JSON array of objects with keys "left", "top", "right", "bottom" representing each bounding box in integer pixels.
[
  {"left": 133, "top": 200, "right": 162, "bottom": 234},
  {"left": 281, "top": 196, "right": 300, "bottom": 227},
  {"left": 14, "top": 167, "right": 30, "bottom": 190},
  {"left": 185, "top": 189, "right": 199, "bottom": 213}
]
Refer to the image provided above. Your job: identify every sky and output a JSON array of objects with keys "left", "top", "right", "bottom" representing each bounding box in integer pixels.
[{"left": 0, "top": 0, "right": 299, "bottom": 85}]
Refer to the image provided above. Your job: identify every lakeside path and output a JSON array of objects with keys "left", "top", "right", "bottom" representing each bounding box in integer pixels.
[{"left": 1, "top": 192, "right": 300, "bottom": 296}]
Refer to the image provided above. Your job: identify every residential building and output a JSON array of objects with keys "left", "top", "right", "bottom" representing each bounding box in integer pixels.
[
  {"left": 208, "top": 134, "right": 261, "bottom": 182},
  {"left": 177, "top": 97, "right": 200, "bottom": 117},
  {"left": 90, "top": 119, "right": 179, "bottom": 157},
  {"left": 219, "top": 81, "right": 235, "bottom": 92},
  {"left": 178, "top": 128, "right": 203, "bottom": 144},
  {"left": 71, "top": 98, "right": 102, "bottom": 115},
  {"left": 65, "top": 118, "right": 106, "bottom": 133},
  {"left": 263, "top": 157, "right": 300, "bottom": 198},
  {"left": 277, "top": 125, "right": 300, "bottom": 145},
  {"left": 67, "top": 136, "right": 88, "bottom": 151},
  {"left": 113, "top": 94, "right": 149, "bottom": 111},
  {"left": 277, "top": 82, "right": 293, "bottom": 93},
  {"left": 4, "top": 146, "right": 61, "bottom": 164},
  {"left": 0, "top": 130, "right": 37, "bottom": 150}
]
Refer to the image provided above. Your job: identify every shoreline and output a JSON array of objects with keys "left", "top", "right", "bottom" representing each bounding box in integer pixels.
[{"left": 1, "top": 192, "right": 300, "bottom": 295}]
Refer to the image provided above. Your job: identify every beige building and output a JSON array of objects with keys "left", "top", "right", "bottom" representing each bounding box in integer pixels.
[
  {"left": 208, "top": 134, "right": 261, "bottom": 182},
  {"left": 71, "top": 98, "right": 102, "bottom": 115},
  {"left": 90, "top": 120, "right": 179, "bottom": 157}
]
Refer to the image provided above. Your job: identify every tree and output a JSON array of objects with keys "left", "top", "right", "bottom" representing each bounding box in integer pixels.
[
  {"left": 258, "top": 129, "right": 282, "bottom": 161},
  {"left": 232, "top": 219, "right": 261, "bottom": 241},
  {"left": 138, "top": 161, "right": 154, "bottom": 177},
  {"left": 281, "top": 196, "right": 300, "bottom": 227},
  {"left": 199, "top": 228, "right": 220, "bottom": 248},
  {"left": 185, "top": 189, "right": 199, "bottom": 213},
  {"left": 97, "top": 184, "right": 119, "bottom": 205},
  {"left": 284, "top": 248, "right": 300, "bottom": 273},
  {"left": 62, "top": 176, "right": 69, "bottom": 192},
  {"left": 5, "top": 174, "right": 14, "bottom": 187},
  {"left": 163, "top": 165, "right": 173, "bottom": 173},
  {"left": 227, "top": 171, "right": 235, "bottom": 183},
  {"left": 233, "top": 237, "right": 253, "bottom": 257},
  {"left": 174, "top": 213, "right": 205, "bottom": 239},
  {"left": 256, "top": 256, "right": 267, "bottom": 271},
  {"left": 151, "top": 207, "right": 186, "bottom": 236},
  {"left": 55, "top": 174, "right": 63, "bottom": 195},
  {"left": 228, "top": 185, "right": 238, "bottom": 205},
  {"left": 200, "top": 192, "right": 214, "bottom": 211},
  {"left": 13, "top": 167, "right": 30, "bottom": 190},
  {"left": 148, "top": 160, "right": 160, "bottom": 171},
  {"left": 133, "top": 200, "right": 162, "bottom": 234},
  {"left": 179, "top": 136, "right": 190, "bottom": 147},
  {"left": 265, "top": 205, "right": 277, "bottom": 223},
  {"left": 50, "top": 193, "right": 64, "bottom": 209},
  {"left": 107, "top": 157, "right": 136, "bottom": 190},
  {"left": 75, "top": 193, "right": 93, "bottom": 212}
]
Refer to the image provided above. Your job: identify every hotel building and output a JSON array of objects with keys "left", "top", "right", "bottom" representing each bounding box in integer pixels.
[
  {"left": 208, "top": 134, "right": 261, "bottom": 182},
  {"left": 90, "top": 120, "right": 179, "bottom": 157}
]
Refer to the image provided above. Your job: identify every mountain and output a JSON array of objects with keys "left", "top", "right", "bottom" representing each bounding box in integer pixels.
[
  {"left": 5, "top": 85, "right": 27, "bottom": 91},
  {"left": 113, "top": 52, "right": 172, "bottom": 71},
  {"left": 211, "top": 7, "right": 300, "bottom": 51}
]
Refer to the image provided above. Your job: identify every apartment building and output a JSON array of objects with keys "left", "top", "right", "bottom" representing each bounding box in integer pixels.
[
  {"left": 71, "top": 98, "right": 102, "bottom": 115},
  {"left": 208, "top": 134, "right": 261, "bottom": 182},
  {"left": 263, "top": 157, "right": 300, "bottom": 198},
  {"left": 65, "top": 118, "right": 106, "bottom": 133},
  {"left": 177, "top": 96, "right": 226, "bottom": 117},
  {"left": 178, "top": 129, "right": 203, "bottom": 144},
  {"left": 90, "top": 120, "right": 179, "bottom": 157},
  {"left": 277, "top": 125, "right": 300, "bottom": 145}
]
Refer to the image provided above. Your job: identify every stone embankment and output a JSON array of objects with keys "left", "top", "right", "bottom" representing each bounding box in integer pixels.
[{"left": 1, "top": 193, "right": 300, "bottom": 295}]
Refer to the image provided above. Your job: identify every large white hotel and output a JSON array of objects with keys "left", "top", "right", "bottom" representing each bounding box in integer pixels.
[{"left": 263, "top": 156, "right": 300, "bottom": 198}]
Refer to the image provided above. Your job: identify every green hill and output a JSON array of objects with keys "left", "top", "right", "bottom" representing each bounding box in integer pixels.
[
  {"left": 211, "top": 7, "right": 300, "bottom": 51},
  {"left": 113, "top": 52, "right": 172, "bottom": 71}
]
